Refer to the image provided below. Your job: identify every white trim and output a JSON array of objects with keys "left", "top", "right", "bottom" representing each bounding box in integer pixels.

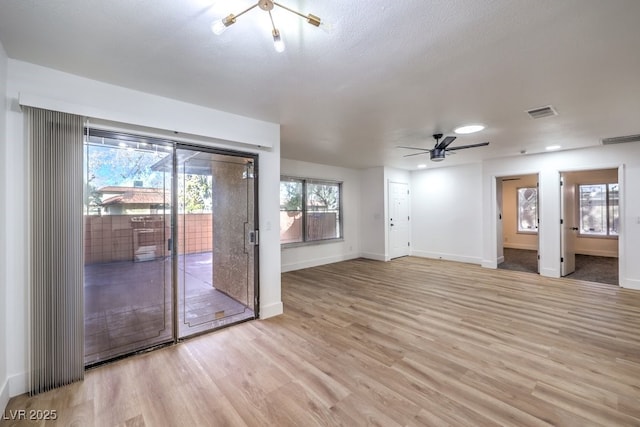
[
  {"left": 482, "top": 259, "right": 498, "bottom": 269},
  {"left": 411, "top": 250, "right": 482, "bottom": 265},
  {"left": 18, "top": 92, "right": 278, "bottom": 149},
  {"left": 281, "top": 253, "right": 359, "bottom": 273},
  {"left": 8, "top": 372, "right": 27, "bottom": 397},
  {"left": 621, "top": 278, "right": 640, "bottom": 290},
  {"left": 259, "top": 302, "right": 284, "bottom": 319},
  {"left": 504, "top": 243, "right": 539, "bottom": 251},
  {"left": 0, "top": 378, "right": 8, "bottom": 413},
  {"left": 540, "top": 267, "right": 560, "bottom": 278},
  {"left": 360, "top": 252, "right": 387, "bottom": 262},
  {"left": 617, "top": 164, "right": 626, "bottom": 288}
]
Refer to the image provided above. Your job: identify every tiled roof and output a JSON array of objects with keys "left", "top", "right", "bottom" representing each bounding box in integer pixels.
[{"left": 101, "top": 188, "right": 168, "bottom": 205}]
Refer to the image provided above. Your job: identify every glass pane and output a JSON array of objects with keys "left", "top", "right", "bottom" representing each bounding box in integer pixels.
[
  {"left": 306, "top": 182, "right": 341, "bottom": 241},
  {"left": 280, "top": 180, "right": 303, "bottom": 244},
  {"left": 84, "top": 134, "right": 173, "bottom": 366},
  {"left": 579, "top": 184, "right": 607, "bottom": 235},
  {"left": 177, "top": 149, "right": 256, "bottom": 338},
  {"left": 517, "top": 187, "right": 538, "bottom": 232},
  {"left": 608, "top": 183, "right": 619, "bottom": 235}
]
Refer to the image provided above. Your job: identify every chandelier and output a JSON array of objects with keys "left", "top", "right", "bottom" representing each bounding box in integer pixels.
[{"left": 211, "top": 0, "right": 322, "bottom": 53}]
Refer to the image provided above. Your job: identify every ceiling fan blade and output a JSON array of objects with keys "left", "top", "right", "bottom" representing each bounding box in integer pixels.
[
  {"left": 436, "top": 136, "right": 456, "bottom": 150},
  {"left": 403, "top": 152, "right": 429, "bottom": 157},
  {"left": 445, "top": 142, "right": 490, "bottom": 151},
  {"left": 397, "top": 145, "right": 432, "bottom": 152}
]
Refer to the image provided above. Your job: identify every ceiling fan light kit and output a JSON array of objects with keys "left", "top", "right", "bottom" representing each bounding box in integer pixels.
[
  {"left": 454, "top": 124, "right": 485, "bottom": 134},
  {"left": 211, "top": 0, "right": 322, "bottom": 52},
  {"left": 398, "top": 133, "right": 490, "bottom": 162}
]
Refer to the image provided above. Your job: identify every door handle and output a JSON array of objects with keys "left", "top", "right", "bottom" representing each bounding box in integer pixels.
[{"left": 571, "top": 227, "right": 579, "bottom": 231}]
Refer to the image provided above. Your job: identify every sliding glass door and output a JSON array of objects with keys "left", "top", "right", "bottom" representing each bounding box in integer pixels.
[
  {"left": 176, "top": 147, "right": 257, "bottom": 338},
  {"left": 83, "top": 132, "right": 174, "bottom": 365},
  {"left": 84, "top": 132, "right": 258, "bottom": 365}
]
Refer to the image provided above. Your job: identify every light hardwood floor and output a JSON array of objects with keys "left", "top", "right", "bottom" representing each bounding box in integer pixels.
[{"left": 3, "top": 257, "right": 640, "bottom": 426}]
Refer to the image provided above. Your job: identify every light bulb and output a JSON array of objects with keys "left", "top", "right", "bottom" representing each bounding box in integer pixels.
[
  {"left": 319, "top": 21, "right": 334, "bottom": 34},
  {"left": 273, "top": 29, "right": 285, "bottom": 53},
  {"left": 211, "top": 19, "right": 227, "bottom": 35},
  {"left": 211, "top": 14, "right": 235, "bottom": 35}
]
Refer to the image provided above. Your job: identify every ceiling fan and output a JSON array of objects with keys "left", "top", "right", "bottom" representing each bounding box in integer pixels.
[{"left": 398, "top": 134, "right": 490, "bottom": 162}]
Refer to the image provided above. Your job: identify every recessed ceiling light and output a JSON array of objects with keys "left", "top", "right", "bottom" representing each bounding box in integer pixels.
[
  {"left": 545, "top": 145, "right": 561, "bottom": 151},
  {"left": 417, "top": 164, "right": 427, "bottom": 169},
  {"left": 454, "top": 124, "right": 485, "bottom": 134}
]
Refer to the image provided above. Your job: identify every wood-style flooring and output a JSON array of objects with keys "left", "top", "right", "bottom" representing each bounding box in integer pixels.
[{"left": 3, "top": 257, "right": 640, "bottom": 426}]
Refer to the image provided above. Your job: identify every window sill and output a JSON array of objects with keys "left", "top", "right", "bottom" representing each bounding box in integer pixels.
[
  {"left": 281, "top": 238, "right": 344, "bottom": 249},
  {"left": 516, "top": 230, "right": 538, "bottom": 235}
]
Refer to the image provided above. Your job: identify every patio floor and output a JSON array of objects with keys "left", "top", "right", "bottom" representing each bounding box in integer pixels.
[{"left": 84, "top": 252, "right": 254, "bottom": 365}]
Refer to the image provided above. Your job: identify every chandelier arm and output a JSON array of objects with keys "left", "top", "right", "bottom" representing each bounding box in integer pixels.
[
  {"left": 234, "top": 2, "right": 261, "bottom": 20},
  {"left": 268, "top": 10, "right": 277, "bottom": 31},
  {"left": 272, "top": 2, "right": 308, "bottom": 19}
]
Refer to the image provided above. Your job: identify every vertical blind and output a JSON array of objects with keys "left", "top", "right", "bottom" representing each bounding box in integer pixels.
[{"left": 28, "top": 107, "right": 84, "bottom": 395}]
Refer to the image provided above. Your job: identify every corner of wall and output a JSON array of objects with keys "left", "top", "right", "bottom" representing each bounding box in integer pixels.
[
  {"left": 0, "top": 379, "right": 8, "bottom": 415},
  {"left": 0, "top": 38, "right": 9, "bottom": 412}
]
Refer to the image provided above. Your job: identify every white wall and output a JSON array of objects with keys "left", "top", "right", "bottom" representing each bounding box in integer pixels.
[
  {"left": 0, "top": 40, "right": 9, "bottom": 413},
  {"left": 482, "top": 144, "right": 640, "bottom": 289},
  {"left": 280, "top": 159, "right": 361, "bottom": 272},
  {"left": 411, "top": 163, "right": 484, "bottom": 264},
  {"left": 4, "top": 59, "right": 282, "bottom": 398},
  {"left": 359, "top": 167, "right": 385, "bottom": 260}
]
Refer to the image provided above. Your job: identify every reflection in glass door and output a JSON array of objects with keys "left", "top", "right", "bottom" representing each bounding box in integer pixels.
[
  {"left": 83, "top": 131, "right": 174, "bottom": 366},
  {"left": 176, "top": 148, "right": 257, "bottom": 338}
]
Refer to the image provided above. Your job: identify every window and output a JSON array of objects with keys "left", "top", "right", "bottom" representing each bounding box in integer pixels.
[
  {"left": 579, "top": 183, "right": 619, "bottom": 237},
  {"left": 517, "top": 187, "right": 538, "bottom": 233},
  {"left": 280, "top": 177, "right": 342, "bottom": 245}
]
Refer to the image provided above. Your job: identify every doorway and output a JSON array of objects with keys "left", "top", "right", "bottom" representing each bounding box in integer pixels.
[
  {"left": 83, "top": 131, "right": 258, "bottom": 366},
  {"left": 560, "top": 168, "right": 619, "bottom": 285},
  {"left": 497, "top": 174, "right": 540, "bottom": 274}
]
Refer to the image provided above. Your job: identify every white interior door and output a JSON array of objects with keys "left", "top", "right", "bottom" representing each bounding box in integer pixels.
[
  {"left": 560, "top": 175, "right": 576, "bottom": 276},
  {"left": 389, "top": 181, "right": 410, "bottom": 259}
]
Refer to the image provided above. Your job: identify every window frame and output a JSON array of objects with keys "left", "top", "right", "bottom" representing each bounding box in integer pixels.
[
  {"left": 516, "top": 186, "right": 539, "bottom": 234},
  {"left": 577, "top": 182, "right": 619, "bottom": 239},
  {"left": 279, "top": 176, "right": 344, "bottom": 247}
]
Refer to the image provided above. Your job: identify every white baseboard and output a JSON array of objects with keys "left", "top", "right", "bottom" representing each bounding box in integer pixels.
[
  {"left": 360, "top": 252, "right": 387, "bottom": 262},
  {"left": 6, "top": 372, "right": 27, "bottom": 398},
  {"left": 504, "top": 243, "right": 538, "bottom": 251},
  {"left": 482, "top": 255, "right": 505, "bottom": 269},
  {"left": 411, "top": 250, "right": 482, "bottom": 266},
  {"left": 281, "top": 253, "right": 359, "bottom": 273},
  {"left": 260, "top": 301, "right": 283, "bottom": 319},
  {"left": 540, "top": 267, "right": 560, "bottom": 278},
  {"left": 482, "top": 259, "right": 498, "bottom": 268},
  {"left": 621, "top": 277, "right": 640, "bottom": 290},
  {"left": 575, "top": 250, "right": 618, "bottom": 258},
  {"left": 0, "top": 377, "right": 8, "bottom": 414}
]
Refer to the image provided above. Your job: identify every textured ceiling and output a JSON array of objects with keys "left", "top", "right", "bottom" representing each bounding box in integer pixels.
[{"left": 1, "top": 0, "right": 639, "bottom": 169}]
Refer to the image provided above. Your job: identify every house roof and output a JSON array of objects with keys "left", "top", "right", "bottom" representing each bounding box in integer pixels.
[
  {"left": 100, "top": 187, "right": 168, "bottom": 206},
  {"left": 1, "top": 1, "right": 639, "bottom": 170}
]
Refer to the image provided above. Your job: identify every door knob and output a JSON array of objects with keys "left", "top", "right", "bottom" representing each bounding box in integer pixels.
[{"left": 571, "top": 227, "right": 579, "bottom": 231}]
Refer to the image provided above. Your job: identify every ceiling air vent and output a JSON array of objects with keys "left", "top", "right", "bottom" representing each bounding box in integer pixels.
[
  {"left": 601, "top": 134, "right": 640, "bottom": 145},
  {"left": 526, "top": 105, "right": 558, "bottom": 119}
]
